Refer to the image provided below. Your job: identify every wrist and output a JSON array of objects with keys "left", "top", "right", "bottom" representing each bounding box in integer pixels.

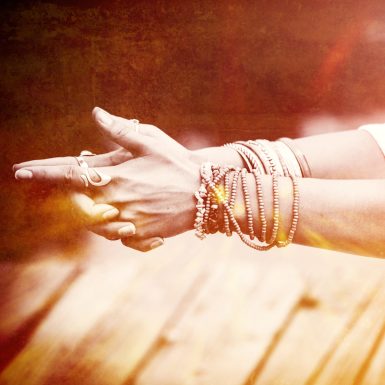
[{"left": 191, "top": 146, "right": 244, "bottom": 167}]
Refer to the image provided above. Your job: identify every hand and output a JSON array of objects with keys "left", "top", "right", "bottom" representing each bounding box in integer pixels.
[
  {"left": 13, "top": 107, "right": 188, "bottom": 171},
  {"left": 15, "top": 108, "right": 201, "bottom": 251},
  {"left": 14, "top": 107, "right": 193, "bottom": 251}
]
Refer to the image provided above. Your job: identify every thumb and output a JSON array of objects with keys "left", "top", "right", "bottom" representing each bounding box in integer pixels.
[{"left": 92, "top": 107, "right": 155, "bottom": 157}]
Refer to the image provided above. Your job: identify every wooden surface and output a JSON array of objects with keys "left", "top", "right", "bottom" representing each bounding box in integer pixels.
[{"left": 1, "top": 233, "right": 385, "bottom": 385}]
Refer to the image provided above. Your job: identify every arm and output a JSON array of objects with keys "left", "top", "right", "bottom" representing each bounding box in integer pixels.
[
  {"left": 232, "top": 174, "right": 385, "bottom": 257},
  {"left": 193, "top": 129, "right": 385, "bottom": 179},
  {"left": 14, "top": 109, "right": 384, "bottom": 255}
]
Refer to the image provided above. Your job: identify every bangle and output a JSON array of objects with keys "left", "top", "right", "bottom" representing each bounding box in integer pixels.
[
  {"left": 255, "top": 139, "right": 285, "bottom": 176},
  {"left": 242, "top": 141, "right": 271, "bottom": 174},
  {"left": 273, "top": 141, "right": 302, "bottom": 177},
  {"left": 278, "top": 138, "right": 312, "bottom": 178},
  {"left": 277, "top": 176, "right": 300, "bottom": 247},
  {"left": 224, "top": 143, "right": 254, "bottom": 172},
  {"left": 271, "top": 141, "right": 290, "bottom": 177},
  {"left": 230, "top": 142, "right": 265, "bottom": 174}
]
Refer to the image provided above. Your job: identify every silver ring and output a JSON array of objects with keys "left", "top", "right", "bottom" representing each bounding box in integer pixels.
[
  {"left": 76, "top": 155, "right": 111, "bottom": 188},
  {"left": 80, "top": 150, "right": 96, "bottom": 156},
  {"left": 130, "top": 119, "right": 140, "bottom": 133}
]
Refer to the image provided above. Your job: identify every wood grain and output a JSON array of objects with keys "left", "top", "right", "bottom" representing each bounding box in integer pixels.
[
  {"left": 252, "top": 247, "right": 385, "bottom": 385},
  {"left": 135, "top": 243, "right": 304, "bottom": 385},
  {"left": 0, "top": 234, "right": 217, "bottom": 385}
]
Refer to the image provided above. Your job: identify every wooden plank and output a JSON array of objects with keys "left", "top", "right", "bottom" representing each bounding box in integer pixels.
[
  {"left": 310, "top": 275, "right": 385, "bottom": 385},
  {"left": 360, "top": 317, "right": 385, "bottom": 385},
  {"left": 0, "top": 233, "right": 216, "bottom": 385},
  {"left": 0, "top": 254, "right": 77, "bottom": 370},
  {"left": 135, "top": 244, "right": 305, "bottom": 385},
  {"left": 0, "top": 257, "right": 75, "bottom": 339},
  {"left": 251, "top": 246, "right": 385, "bottom": 385}
]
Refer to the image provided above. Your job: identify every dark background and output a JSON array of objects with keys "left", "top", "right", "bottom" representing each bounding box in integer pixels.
[{"left": 1, "top": 0, "right": 385, "bottom": 259}]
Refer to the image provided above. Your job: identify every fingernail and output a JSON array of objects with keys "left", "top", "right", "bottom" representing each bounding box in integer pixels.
[
  {"left": 118, "top": 224, "right": 136, "bottom": 237},
  {"left": 150, "top": 238, "right": 164, "bottom": 250},
  {"left": 102, "top": 208, "right": 119, "bottom": 220},
  {"left": 96, "top": 108, "right": 113, "bottom": 126},
  {"left": 15, "top": 169, "right": 33, "bottom": 180}
]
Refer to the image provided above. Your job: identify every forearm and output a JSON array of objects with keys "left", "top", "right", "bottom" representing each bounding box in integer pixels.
[
  {"left": 233, "top": 175, "right": 385, "bottom": 257},
  {"left": 193, "top": 130, "right": 385, "bottom": 179},
  {"left": 293, "top": 130, "right": 385, "bottom": 179}
]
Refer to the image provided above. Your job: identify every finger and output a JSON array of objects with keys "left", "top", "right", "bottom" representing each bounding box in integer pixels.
[
  {"left": 87, "top": 221, "right": 136, "bottom": 240},
  {"left": 113, "top": 117, "right": 176, "bottom": 144},
  {"left": 114, "top": 120, "right": 186, "bottom": 153},
  {"left": 93, "top": 107, "right": 156, "bottom": 156},
  {"left": 71, "top": 193, "right": 120, "bottom": 224},
  {"left": 13, "top": 156, "right": 78, "bottom": 171},
  {"left": 14, "top": 164, "right": 111, "bottom": 190},
  {"left": 13, "top": 148, "right": 133, "bottom": 171},
  {"left": 121, "top": 236, "right": 164, "bottom": 252}
]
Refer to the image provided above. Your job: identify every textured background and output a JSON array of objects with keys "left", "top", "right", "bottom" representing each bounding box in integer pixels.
[{"left": 1, "top": 0, "right": 385, "bottom": 258}]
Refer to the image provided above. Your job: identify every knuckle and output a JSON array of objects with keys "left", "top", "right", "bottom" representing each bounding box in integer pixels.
[
  {"left": 108, "top": 152, "right": 120, "bottom": 164},
  {"left": 111, "top": 121, "right": 128, "bottom": 138},
  {"left": 145, "top": 124, "right": 158, "bottom": 132},
  {"left": 64, "top": 165, "right": 76, "bottom": 183}
]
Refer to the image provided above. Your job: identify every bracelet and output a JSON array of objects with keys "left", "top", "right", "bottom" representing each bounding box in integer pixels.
[
  {"left": 252, "top": 169, "right": 267, "bottom": 243},
  {"left": 230, "top": 142, "right": 266, "bottom": 174},
  {"left": 241, "top": 168, "right": 255, "bottom": 240},
  {"left": 276, "top": 176, "right": 300, "bottom": 247},
  {"left": 278, "top": 137, "right": 312, "bottom": 178},
  {"left": 195, "top": 163, "right": 300, "bottom": 251},
  {"left": 273, "top": 141, "right": 302, "bottom": 177},
  {"left": 257, "top": 139, "right": 285, "bottom": 177},
  {"left": 224, "top": 143, "right": 254, "bottom": 172}
]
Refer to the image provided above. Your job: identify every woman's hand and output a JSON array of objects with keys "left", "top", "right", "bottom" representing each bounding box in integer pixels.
[
  {"left": 13, "top": 107, "right": 189, "bottom": 171},
  {"left": 15, "top": 108, "right": 201, "bottom": 251}
]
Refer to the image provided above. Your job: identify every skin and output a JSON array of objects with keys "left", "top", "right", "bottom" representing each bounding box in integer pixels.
[{"left": 13, "top": 108, "right": 385, "bottom": 256}]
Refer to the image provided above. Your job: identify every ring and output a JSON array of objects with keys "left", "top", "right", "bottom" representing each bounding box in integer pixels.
[
  {"left": 80, "top": 150, "right": 96, "bottom": 156},
  {"left": 75, "top": 154, "right": 112, "bottom": 188},
  {"left": 130, "top": 119, "right": 140, "bottom": 133}
]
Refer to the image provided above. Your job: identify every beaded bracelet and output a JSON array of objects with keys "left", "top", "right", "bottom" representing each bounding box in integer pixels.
[
  {"left": 194, "top": 163, "right": 300, "bottom": 251},
  {"left": 224, "top": 143, "right": 254, "bottom": 172},
  {"left": 226, "top": 138, "right": 308, "bottom": 179},
  {"left": 252, "top": 169, "right": 267, "bottom": 242},
  {"left": 241, "top": 168, "right": 255, "bottom": 240},
  {"left": 228, "top": 142, "right": 265, "bottom": 174}
]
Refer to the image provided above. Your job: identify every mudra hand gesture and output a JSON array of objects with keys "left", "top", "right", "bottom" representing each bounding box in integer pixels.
[
  {"left": 14, "top": 107, "right": 201, "bottom": 251},
  {"left": 15, "top": 108, "right": 385, "bottom": 257}
]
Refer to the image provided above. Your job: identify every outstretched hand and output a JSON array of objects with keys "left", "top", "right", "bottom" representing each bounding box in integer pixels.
[{"left": 14, "top": 108, "right": 201, "bottom": 251}]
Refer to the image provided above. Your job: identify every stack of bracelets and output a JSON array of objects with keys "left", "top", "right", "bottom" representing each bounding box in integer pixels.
[{"left": 194, "top": 138, "right": 311, "bottom": 250}]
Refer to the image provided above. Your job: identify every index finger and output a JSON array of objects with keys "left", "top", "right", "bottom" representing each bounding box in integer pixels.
[
  {"left": 13, "top": 149, "right": 133, "bottom": 171},
  {"left": 14, "top": 164, "right": 112, "bottom": 190}
]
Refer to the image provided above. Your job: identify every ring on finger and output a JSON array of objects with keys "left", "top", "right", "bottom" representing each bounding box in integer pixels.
[
  {"left": 80, "top": 150, "right": 96, "bottom": 156},
  {"left": 129, "top": 119, "right": 140, "bottom": 133},
  {"left": 75, "top": 155, "right": 112, "bottom": 188}
]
